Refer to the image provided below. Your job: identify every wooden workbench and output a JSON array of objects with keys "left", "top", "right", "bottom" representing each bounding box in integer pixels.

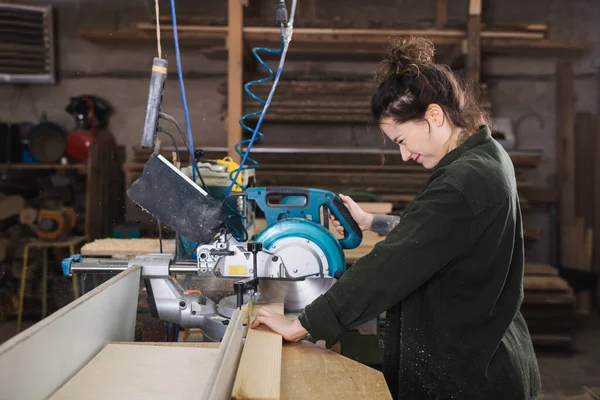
[{"left": 49, "top": 340, "right": 392, "bottom": 399}]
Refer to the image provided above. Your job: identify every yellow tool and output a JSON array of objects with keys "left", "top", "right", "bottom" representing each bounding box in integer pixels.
[
  {"left": 217, "top": 157, "right": 243, "bottom": 192},
  {"left": 19, "top": 207, "right": 77, "bottom": 241}
]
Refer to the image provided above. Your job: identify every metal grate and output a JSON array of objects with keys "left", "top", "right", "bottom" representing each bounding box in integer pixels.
[{"left": 0, "top": 3, "right": 56, "bottom": 84}]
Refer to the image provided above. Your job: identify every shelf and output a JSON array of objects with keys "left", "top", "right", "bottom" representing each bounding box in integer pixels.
[
  {"left": 131, "top": 145, "right": 542, "bottom": 169},
  {"left": 79, "top": 25, "right": 588, "bottom": 62},
  {"left": 0, "top": 163, "right": 87, "bottom": 172}
]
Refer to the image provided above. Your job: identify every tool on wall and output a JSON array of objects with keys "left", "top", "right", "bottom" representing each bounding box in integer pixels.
[
  {"left": 64, "top": 95, "right": 113, "bottom": 162},
  {"left": 20, "top": 207, "right": 76, "bottom": 241}
]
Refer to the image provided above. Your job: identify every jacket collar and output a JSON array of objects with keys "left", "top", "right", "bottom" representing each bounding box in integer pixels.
[{"left": 433, "top": 125, "right": 492, "bottom": 171}]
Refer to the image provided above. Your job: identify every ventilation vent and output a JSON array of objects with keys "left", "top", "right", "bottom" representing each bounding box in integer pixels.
[{"left": 0, "top": 3, "right": 56, "bottom": 84}]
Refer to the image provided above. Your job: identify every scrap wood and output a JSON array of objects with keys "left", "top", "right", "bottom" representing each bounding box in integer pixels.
[{"left": 81, "top": 238, "right": 176, "bottom": 258}]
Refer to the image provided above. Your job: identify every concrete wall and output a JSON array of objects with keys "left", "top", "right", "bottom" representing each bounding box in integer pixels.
[{"left": 1, "top": 0, "right": 598, "bottom": 264}]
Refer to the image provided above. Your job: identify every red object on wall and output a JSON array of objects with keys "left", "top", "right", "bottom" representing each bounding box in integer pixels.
[{"left": 65, "top": 130, "right": 96, "bottom": 162}]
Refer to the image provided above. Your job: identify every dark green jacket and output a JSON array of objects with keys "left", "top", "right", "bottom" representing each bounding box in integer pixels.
[{"left": 298, "top": 126, "right": 541, "bottom": 399}]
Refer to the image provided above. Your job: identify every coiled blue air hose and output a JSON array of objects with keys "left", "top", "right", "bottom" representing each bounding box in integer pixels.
[
  {"left": 225, "top": 26, "right": 288, "bottom": 197},
  {"left": 222, "top": 0, "right": 296, "bottom": 241}
]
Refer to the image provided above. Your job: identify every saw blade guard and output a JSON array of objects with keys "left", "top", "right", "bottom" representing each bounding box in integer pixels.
[
  {"left": 246, "top": 186, "right": 363, "bottom": 250},
  {"left": 254, "top": 218, "right": 346, "bottom": 279}
]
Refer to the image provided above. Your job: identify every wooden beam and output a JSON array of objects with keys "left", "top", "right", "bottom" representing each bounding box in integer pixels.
[
  {"left": 469, "top": 0, "right": 482, "bottom": 15},
  {"left": 232, "top": 303, "right": 284, "bottom": 399},
  {"left": 227, "top": 0, "right": 244, "bottom": 162},
  {"left": 556, "top": 62, "right": 577, "bottom": 268},
  {"left": 574, "top": 112, "right": 596, "bottom": 229},
  {"left": 466, "top": 0, "right": 482, "bottom": 85},
  {"left": 594, "top": 67, "right": 600, "bottom": 276},
  {"left": 435, "top": 0, "right": 449, "bottom": 26}
]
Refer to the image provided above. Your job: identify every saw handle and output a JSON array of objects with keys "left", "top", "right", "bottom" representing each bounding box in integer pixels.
[
  {"left": 246, "top": 186, "right": 363, "bottom": 250},
  {"left": 329, "top": 195, "right": 363, "bottom": 249}
]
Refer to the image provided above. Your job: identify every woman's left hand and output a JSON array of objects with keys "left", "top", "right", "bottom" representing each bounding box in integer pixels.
[{"left": 250, "top": 307, "right": 308, "bottom": 342}]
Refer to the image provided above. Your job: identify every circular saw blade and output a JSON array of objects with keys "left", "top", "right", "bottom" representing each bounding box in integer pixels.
[{"left": 258, "top": 278, "right": 336, "bottom": 312}]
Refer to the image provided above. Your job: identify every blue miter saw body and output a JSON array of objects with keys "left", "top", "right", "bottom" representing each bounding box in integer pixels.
[
  {"left": 250, "top": 186, "right": 362, "bottom": 278},
  {"left": 195, "top": 186, "right": 362, "bottom": 314}
]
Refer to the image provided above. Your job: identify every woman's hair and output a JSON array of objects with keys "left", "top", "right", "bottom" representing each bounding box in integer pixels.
[{"left": 371, "top": 36, "right": 490, "bottom": 136}]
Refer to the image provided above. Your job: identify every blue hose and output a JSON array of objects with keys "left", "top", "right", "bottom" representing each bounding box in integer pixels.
[
  {"left": 225, "top": 25, "right": 287, "bottom": 198},
  {"left": 222, "top": 25, "right": 288, "bottom": 241},
  {"left": 169, "top": 0, "right": 196, "bottom": 182}
]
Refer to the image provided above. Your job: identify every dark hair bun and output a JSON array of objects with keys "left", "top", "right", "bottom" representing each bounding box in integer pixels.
[{"left": 374, "top": 36, "right": 435, "bottom": 83}]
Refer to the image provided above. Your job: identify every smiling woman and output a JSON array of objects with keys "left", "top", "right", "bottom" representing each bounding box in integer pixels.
[
  {"left": 251, "top": 35, "right": 541, "bottom": 400},
  {"left": 371, "top": 36, "right": 490, "bottom": 169}
]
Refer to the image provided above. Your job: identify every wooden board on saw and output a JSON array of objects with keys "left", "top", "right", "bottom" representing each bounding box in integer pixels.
[
  {"left": 49, "top": 342, "right": 219, "bottom": 399},
  {"left": 232, "top": 303, "right": 284, "bottom": 400},
  {"left": 80, "top": 238, "right": 176, "bottom": 258}
]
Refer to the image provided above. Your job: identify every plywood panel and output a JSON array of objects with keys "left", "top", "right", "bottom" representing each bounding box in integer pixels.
[
  {"left": 0, "top": 267, "right": 141, "bottom": 400},
  {"left": 50, "top": 343, "right": 219, "bottom": 400}
]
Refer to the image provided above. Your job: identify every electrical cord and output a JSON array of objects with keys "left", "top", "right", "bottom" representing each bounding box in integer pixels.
[
  {"left": 159, "top": 112, "right": 208, "bottom": 192},
  {"left": 169, "top": 0, "right": 197, "bottom": 183},
  {"left": 157, "top": 126, "right": 180, "bottom": 159}
]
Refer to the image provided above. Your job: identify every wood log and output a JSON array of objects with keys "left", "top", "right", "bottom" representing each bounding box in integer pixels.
[{"left": 0, "top": 195, "right": 25, "bottom": 221}]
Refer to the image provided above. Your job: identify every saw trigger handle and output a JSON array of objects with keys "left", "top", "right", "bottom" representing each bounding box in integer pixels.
[{"left": 330, "top": 194, "right": 363, "bottom": 249}]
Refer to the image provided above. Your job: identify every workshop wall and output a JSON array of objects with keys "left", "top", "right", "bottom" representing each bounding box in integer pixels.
[{"left": 0, "top": 0, "right": 598, "bottom": 264}]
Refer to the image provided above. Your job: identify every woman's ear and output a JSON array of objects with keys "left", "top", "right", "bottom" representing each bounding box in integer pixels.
[{"left": 425, "top": 104, "right": 444, "bottom": 128}]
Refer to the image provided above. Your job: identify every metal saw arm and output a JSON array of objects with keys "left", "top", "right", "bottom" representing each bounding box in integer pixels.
[{"left": 63, "top": 254, "right": 226, "bottom": 335}]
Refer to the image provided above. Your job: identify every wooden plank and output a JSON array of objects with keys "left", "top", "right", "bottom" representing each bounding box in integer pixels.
[
  {"left": 81, "top": 238, "right": 176, "bottom": 258},
  {"left": 281, "top": 341, "right": 392, "bottom": 400},
  {"left": 523, "top": 276, "right": 572, "bottom": 293},
  {"left": 594, "top": 69, "right": 600, "bottom": 275},
  {"left": 232, "top": 303, "right": 284, "bottom": 399},
  {"left": 556, "top": 62, "right": 577, "bottom": 268},
  {"left": 0, "top": 267, "right": 141, "bottom": 400},
  {"left": 227, "top": 0, "right": 244, "bottom": 162},
  {"left": 525, "top": 263, "right": 559, "bottom": 276},
  {"left": 466, "top": 0, "right": 482, "bottom": 84},
  {"left": 435, "top": 0, "right": 449, "bottom": 26},
  {"left": 574, "top": 112, "right": 596, "bottom": 229},
  {"left": 469, "top": 0, "right": 482, "bottom": 15},
  {"left": 138, "top": 24, "right": 544, "bottom": 40},
  {"left": 50, "top": 343, "right": 219, "bottom": 399}
]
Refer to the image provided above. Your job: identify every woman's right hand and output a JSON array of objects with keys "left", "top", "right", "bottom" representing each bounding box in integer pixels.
[{"left": 329, "top": 194, "right": 374, "bottom": 235}]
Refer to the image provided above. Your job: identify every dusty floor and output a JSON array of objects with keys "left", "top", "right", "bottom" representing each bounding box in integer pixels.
[
  {"left": 1, "top": 315, "right": 599, "bottom": 398},
  {"left": 536, "top": 314, "right": 600, "bottom": 399}
]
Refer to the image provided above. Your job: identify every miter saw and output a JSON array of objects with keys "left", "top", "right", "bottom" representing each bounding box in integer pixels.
[
  {"left": 61, "top": 0, "right": 364, "bottom": 341},
  {"left": 62, "top": 152, "right": 363, "bottom": 341}
]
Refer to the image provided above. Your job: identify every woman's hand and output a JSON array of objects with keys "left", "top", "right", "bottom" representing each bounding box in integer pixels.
[
  {"left": 330, "top": 194, "right": 374, "bottom": 235},
  {"left": 250, "top": 307, "right": 308, "bottom": 342}
]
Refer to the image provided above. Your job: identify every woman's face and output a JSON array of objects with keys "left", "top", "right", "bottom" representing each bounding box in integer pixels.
[{"left": 379, "top": 106, "right": 454, "bottom": 169}]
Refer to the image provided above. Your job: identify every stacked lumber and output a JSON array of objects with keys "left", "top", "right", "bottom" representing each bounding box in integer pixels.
[
  {"left": 219, "top": 79, "right": 376, "bottom": 123},
  {"left": 522, "top": 263, "right": 578, "bottom": 347}
]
